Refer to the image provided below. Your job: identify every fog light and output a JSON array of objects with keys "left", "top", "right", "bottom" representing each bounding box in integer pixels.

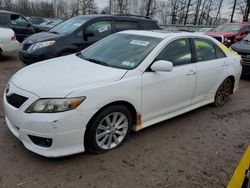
[{"left": 28, "top": 135, "right": 52, "bottom": 147}]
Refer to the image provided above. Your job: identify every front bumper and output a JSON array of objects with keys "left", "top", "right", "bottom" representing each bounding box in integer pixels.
[
  {"left": 19, "top": 46, "right": 56, "bottom": 65},
  {"left": 3, "top": 82, "right": 95, "bottom": 157}
]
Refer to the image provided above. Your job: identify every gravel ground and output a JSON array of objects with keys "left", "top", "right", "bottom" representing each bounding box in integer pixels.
[{"left": 0, "top": 53, "right": 249, "bottom": 188}]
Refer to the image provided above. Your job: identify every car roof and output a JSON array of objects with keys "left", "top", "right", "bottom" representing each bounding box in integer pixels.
[
  {"left": 74, "top": 14, "right": 156, "bottom": 21},
  {"left": 223, "top": 22, "right": 250, "bottom": 26},
  {"left": 119, "top": 30, "right": 214, "bottom": 39}
]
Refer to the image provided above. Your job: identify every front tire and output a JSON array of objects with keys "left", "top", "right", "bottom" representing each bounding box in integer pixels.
[
  {"left": 213, "top": 78, "right": 233, "bottom": 107},
  {"left": 85, "top": 105, "right": 132, "bottom": 153}
]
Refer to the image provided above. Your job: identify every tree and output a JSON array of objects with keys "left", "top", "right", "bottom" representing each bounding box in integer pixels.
[
  {"left": 184, "top": 0, "right": 192, "bottom": 25},
  {"left": 213, "top": 0, "right": 223, "bottom": 25},
  {"left": 230, "top": 0, "right": 237, "bottom": 22},
  {"left": 243, "top": 0, "right": 250, "bottom": 21},
  {"left": 2, "top": 0, "right": 13, "bottom": 10},
  {"left": 141, "top": 0, "right": 158, "bottom": 17},
  {"left": 193, "top": 0, "right": 202, "bottom": 25}
]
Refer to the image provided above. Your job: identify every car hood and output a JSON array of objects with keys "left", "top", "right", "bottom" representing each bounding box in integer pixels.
[
  {"left": 24, "top": 31, "right": 61, "bottom": 43},
  {"left": 206, "top": 32, "right": 236, "bottom": 38},
  {"left": 231, "top": 41, "right": 250, "bottom": 53},
  {"left": 11, "top": 54, "right": 128, "bottom": 97}
]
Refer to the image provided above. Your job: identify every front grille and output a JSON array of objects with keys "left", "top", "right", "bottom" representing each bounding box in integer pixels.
[
  {"left": 6, "top": 94, "right": 28, "bottom": 108},
  {"left": 238, "top": 52, "right": 250, "bottom": 64},
  {"left": 22, "top": 43, "right": 32, "bottom": 51}
]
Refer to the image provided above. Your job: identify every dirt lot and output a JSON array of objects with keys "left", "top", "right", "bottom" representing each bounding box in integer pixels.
[{"left": 0, "top": 53, "right": 249, "bottom": 188}]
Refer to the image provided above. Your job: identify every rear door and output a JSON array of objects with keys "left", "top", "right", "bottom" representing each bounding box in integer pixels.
[
  {"left": 191, "top": 38, "right": 228, "bottom": 105},
  {"left": 142, "top": 38, "right": 197, "bottom": 122}
]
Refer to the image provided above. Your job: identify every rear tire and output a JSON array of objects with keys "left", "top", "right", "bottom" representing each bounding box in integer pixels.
[
  {"left": 85, "top": 105, "right": 132, "bottom": 153},
  {"left": 213, "top": 78, "right": 233, "bottom": 107}
]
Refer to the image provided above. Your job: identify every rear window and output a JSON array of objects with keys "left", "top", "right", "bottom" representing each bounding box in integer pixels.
[
  {"left": 114, "top": 21, "right": 139, "bottom": 31},
  {"left": 141, "top": 21, "right": 159, "bottom": 30},
  {"left": 0, "top": 14, "right": 8, "bottom": 26}
]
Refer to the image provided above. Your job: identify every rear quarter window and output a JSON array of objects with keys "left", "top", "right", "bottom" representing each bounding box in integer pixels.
[
  {"left": 0, "top": 14, "right": 8, "bottom": 26},
  {"left": 194, "top": 39, "right": 217, "bottom": 62},
  {"left": 114, "top": 21, "right": 139, "bottom": 32},
  {"left": 214, "top": 44, "right": 226, "bottom": 58},
  {"left": 141, "top": 21, "right": 159, "bottom": 30}
]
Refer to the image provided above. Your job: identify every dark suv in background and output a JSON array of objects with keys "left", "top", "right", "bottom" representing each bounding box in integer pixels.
[
  {"left": 0, "top": 10, "right": 35, "bottom": 42},
  {"left": 231, "top": 33, "right": 250, "bottom": 76},
  {"left": 19, "top": 14, "right": 160, "bottom": 65}
]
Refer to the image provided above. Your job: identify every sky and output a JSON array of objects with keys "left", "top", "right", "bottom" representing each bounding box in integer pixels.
[
  {"left": 94, "top": 0, "right": 241, "bottom": 20},
  {"left": 95, "top": 0, "right": 108, "bottom": 9}
]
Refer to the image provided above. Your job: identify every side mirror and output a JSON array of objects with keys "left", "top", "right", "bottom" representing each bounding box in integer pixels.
[{"left": 151, "top": 60, "right": 173, "bottom": 72}]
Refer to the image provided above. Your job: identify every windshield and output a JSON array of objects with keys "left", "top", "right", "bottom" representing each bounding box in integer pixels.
[
  {"left": 78, "top": 33, "right": 161, "bottom": 70},
  {"left": 50, "top": 17, "right": 87, "bottom": 35},
  {"left": 213, "top": 24, "right": 241, "bottom": 33}
]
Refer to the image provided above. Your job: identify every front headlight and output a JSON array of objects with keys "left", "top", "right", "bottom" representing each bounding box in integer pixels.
[
  {"left": 25, "top": 97, "right": 85, "bottom": 113},
  {"left": 27, "top": 40, "right": 55, "bottom": 52}
]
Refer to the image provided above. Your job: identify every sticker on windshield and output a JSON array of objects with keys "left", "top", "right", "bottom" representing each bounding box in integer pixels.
[
  {"left": 130, "top": 40, "right": 150, "bottom": 47},
  {"left": 98, "top": 26, "right": 108, "bottom": 33},
  {"left": 122, "top": 61, "right": 135, "bottom": 67}
]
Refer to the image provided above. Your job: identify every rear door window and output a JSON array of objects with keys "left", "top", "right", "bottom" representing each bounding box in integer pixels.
[
  {"left": 86, "top": 21, "right": 112, "bottom": 38},
  {"left": 114, "top": 21, "right": 139, "bottom": 32},
  {"left": 0, "top": 13, "right": 9, "bottom": 26}
]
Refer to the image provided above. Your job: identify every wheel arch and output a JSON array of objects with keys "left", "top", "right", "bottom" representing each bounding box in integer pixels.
[
  {"left": 84, "top": 100, "right": 139, "bottom": 151},
  {"left": 227, "top": 75, "right": 235, "bottom": 94},
  {"left": 86, "top": 100, "right": 138, "bottom": 130}
]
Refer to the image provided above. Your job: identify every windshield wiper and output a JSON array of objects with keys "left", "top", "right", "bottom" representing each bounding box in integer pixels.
[{"left": 82, "top": 56, "right": 109, "bottom": 67}]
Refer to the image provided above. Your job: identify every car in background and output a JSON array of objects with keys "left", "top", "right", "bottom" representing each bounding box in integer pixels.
[
  {"left": 19, "top": 14, "right": 161, "bottom": 65},
  {"left": 0, "top": 27, "right": 20, "bottom": 56},
  {"left": 206, "top": 22, "right": 250, "bottom": 46},
  {"left": 0, "top": 10, "right": 35, "bottom": 43},
  {"left": 4, "top": 31, "right": 242, "bottom": 157},
  {"left": 28, "top": 16, "right": 47, "bottom": 25},
  {"left": 231, "top": 33, "right": 250, "bottom": 76},
  {"left": 195, "top": 27, "right": 213, "bottom": 34},
  {"left": 34, "top": 19, "right": 66, "bottom": 32}
]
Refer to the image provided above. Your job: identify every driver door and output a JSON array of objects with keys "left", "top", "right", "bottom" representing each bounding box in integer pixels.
[{"left": 142, "top": 38, "right": 197, "bottom": 122}]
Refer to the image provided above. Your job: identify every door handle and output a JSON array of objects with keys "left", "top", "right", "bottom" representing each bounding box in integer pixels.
[{"left": 187, "top": 70, "right": 196, "bottom": 76}]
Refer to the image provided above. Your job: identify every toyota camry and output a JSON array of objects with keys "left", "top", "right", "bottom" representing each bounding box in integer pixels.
[{"left": 3, "top": 31, "right": 242, "bottom": 157}]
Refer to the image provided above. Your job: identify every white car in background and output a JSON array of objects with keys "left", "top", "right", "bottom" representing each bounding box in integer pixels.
[
  {"left": 0, "top": 27, "right": 20, "bottom": 56},
  {"left": 3, "top": 31, "right": 242, "bottom": 157}
]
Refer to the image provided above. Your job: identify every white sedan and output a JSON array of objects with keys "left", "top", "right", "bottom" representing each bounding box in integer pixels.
[
  {"left": 0, "top": 27, "right": 20, "bottom": 56},
  {"left": 3, "top": 31, "right": 242, "bottom": 157}
]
